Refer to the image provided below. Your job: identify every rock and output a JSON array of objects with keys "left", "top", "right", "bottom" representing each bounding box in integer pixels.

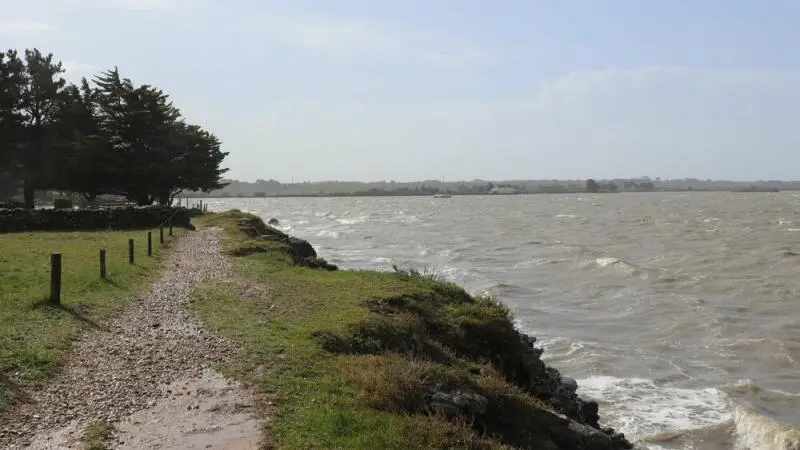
[
  {"left": 231, "top": 246, "right": 267, "bottom": 257},
  {"left": 300, "top": 257, "right": 338, "bottom": 271},
  {"left": 561, "top": 421, "right": 632, "bottom": 449},
  {"left": 506, "top": 333, "right": 633, "bottom": 447},
  {"left": 579, "top": 400, "right": 600, "bottom": 428},
  {"left": 235, "top": 217, "right": 337, "bottom": 271},
  {"left": 268, "top": 218, "right": 279, "bottom": 225},
  {"left": 560, "top": 375, "right": 578, "bottom": 393},
  {"left": 429, "top": 402, "right": 461, "bottom": 417},
  {"left": 427, "top": 390, "right": 488, "bottom": 417}
]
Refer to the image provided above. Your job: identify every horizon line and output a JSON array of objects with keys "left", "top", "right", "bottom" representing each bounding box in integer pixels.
[{"left": 222, "top": 177, "right": 800, "bottom": 184}]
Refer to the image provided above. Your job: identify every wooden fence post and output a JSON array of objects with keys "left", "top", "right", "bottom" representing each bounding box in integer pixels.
[
  {"left": 129, "top": 239, "right": 135, "bottom": 264},
  {"left": 99, "top": 249, "right": 107, "bottom": 279},
  {"left": 169, "top": 221, "right": 173, "bottom": 236},
  {"left": 50, "top": 253, "right": 62, "bottom": 305},
  {"left": 159, "top": 227, "right": 164, "bottom": 245},
  {"left": 147, "top": 232, "right": 153, "bottom": 256}
]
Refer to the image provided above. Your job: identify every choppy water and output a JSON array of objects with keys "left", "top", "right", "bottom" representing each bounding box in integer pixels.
[{"left": 200, "top": 192, "right": 800, "bottom": 449}]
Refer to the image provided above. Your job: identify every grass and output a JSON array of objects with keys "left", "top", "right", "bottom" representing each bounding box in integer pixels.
[
  {"left": 81, "top": 420, "right": 115, "bottom": 450},
  {"left": 0, "top": 226, "right": 183, "bottom": 412},
  {"left": 192, "top": 211, "right": 582, "bottom": 449}
]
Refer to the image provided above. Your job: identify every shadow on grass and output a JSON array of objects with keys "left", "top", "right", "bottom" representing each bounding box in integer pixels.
[
  {"left": 101, "top": 278, "right": 121, "bottom": 288},
  {"left": 0, "top": 372, "right": 34, "bottom": 410},
  {"left": 30, "top": 299, "right": 108, "bottom": 332}
]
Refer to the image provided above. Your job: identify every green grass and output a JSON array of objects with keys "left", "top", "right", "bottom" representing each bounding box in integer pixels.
[
  {"left": 192, "top": 211, "right": 576, "bottom": 449},
  {"left": 0, "top": 226, "right": 183, "bottom": 411},
  {"left": 81, "top": 420, "right": 115, "bottom": 450}
]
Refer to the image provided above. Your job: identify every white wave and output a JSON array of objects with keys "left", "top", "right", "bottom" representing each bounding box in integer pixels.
[
  {"left": 373, "top": 257, "right": 393, "bottom": 264},
  {"left": 703, "top": 217, "right": 721, "bottom": 223},
  {"left": 596, "top": 257, "right": 623, "bottom": 267},
  {"left": 513, "top": 258, "right": 552, "bottom": 268},
  {"left": 316, "top": 230, "right": 340, "bottom": 238},
  {"left": 724, "top": 379, "right": 762, "bottom": 395},
  {"left": 577, "top": 375, "right": 732, "bottom": 439},
  {"left": 778, "top": 220, "right": 793, "bottom": 226},
  {"left": 787, "top": 228, "right": 800, "bottom": 232},
  {"left": 734, "top": 405, "right": 800, "bottom": 450},
  {"left": 556, "top": 214, "right": 581, "bottom": 218},
  {"left": 337, "top": 216, "right": 368, "bottom": 225},
  {"left": 397, "top": 215, "right": 419, "bottom": 224}
]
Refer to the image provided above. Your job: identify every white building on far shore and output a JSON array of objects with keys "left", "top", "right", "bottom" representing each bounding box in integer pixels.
[{"left": 489, "top": 186, "right": 518, "bottom": 195}]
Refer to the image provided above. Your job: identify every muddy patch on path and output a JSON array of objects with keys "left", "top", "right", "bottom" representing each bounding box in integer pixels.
[{"left": 114, "top": 369, "right": 262, "bottom": 449}]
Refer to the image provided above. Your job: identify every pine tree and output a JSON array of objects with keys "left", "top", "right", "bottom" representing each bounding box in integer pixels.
[
  {"left": 3, "top": 54, "right": 229, "bottom": 205},
  {"left": 152, "top": 122, "right": 228, "bottom": 204},
  {"left": 17, "top": 49, "right": 66, "bottom": 207},
  {"left": 0, "top": 50, "right": 25, "bottom": 183},
  {"left": 54, "top": 78, "right": 117, "bottom": 201}
]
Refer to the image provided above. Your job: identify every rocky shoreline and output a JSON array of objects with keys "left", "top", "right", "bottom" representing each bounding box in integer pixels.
[{"left": 234, "top": 213, "right": 632, "bottom": 449}]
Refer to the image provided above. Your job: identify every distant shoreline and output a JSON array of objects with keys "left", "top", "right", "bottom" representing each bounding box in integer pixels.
[{"left": 187, "top": 189, "right": 794, "bottom": 199}]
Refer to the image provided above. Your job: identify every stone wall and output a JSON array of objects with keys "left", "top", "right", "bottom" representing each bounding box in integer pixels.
[{"left": 0, "top": 206, "right": 193, "bottom": 232}]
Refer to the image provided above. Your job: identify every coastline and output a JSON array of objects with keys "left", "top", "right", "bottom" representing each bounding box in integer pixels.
[
  {"left": 193, "top": 210, "right": 633, "bottom": 449},
  {"left": 186, "top": 189, "right": 791, "bottom": 200}
]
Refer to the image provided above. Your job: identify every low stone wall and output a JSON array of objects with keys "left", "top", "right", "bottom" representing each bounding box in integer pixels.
[{"left": 0, "top": 206, "right": 193, "bottom": 232}]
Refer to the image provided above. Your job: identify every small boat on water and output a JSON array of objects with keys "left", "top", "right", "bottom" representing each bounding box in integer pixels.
[{"left": 433, "top": 194, "right": 452, "bottom": 198}]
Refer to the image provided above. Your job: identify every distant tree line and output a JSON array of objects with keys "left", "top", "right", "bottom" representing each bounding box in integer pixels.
[{"left": 0, "top": 48, "right": 228, "bottom": 208}]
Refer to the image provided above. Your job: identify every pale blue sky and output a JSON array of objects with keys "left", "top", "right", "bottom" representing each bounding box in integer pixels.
[{"left": 3, "top": 1, "right": 799, "bottom": 182}]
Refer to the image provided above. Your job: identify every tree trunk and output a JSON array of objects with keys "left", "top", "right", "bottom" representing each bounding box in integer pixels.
[
  {"left": 168, "top": 190, "right": 183, "bottom": 206},
  {"left": 157, "top": 191, "right": 170, "bottom": 206},
  {"left": 23, "top": 178, "right": 35, "bottom": 209}
]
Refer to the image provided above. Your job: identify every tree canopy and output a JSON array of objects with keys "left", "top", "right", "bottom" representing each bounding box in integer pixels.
[{"left": 0, "top": 48, "right": 228, "bottom": 207}]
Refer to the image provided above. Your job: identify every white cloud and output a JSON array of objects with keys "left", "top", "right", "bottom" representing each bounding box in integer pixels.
[
  {"left": 256, "top": 14, "right": 494, "bottom": 68},
  {"left": 0, "top": 21, "right": 55, "bottom": 34}
]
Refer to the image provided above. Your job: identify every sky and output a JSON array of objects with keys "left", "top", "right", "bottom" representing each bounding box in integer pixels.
[{"left": 2, "top": 0, "right": 800, "bottom": 182}]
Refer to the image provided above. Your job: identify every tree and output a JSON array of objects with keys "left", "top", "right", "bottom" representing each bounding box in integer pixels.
[
  {"left": 151, "top": 122, "right": 229, "bottom": 205},
  {"left": 93, "top": 68, "right": 228, "bottom": 205},
  {"left": 17, "top": 49, "right": 66, "bottom": 208},
  {"left": 586, "top": 179, "right": 599, "bottom": 193},
  {"left": 0, "top": 50, "right": 25, "bottom": 190},
  {"left": 53, "top": 78, "right": 117, "bottom": 201},
  {"left": 3, "top": 51, "right": 229, "bottom": 205},
  {"left": 94, "top": 69, "right": 181, "bottom": 204}
]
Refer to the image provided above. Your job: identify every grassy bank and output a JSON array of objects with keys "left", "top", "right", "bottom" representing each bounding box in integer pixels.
[
  {"left": 0, "top": 227, "right": 182, "bottom": 411},
  {"left": 193, "top": 211, "right": 630, "bottom": 449}
]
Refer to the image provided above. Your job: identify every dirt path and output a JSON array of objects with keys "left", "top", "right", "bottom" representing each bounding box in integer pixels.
[{"left": 0, "top": 228, "right": 262, "bottom": 449}]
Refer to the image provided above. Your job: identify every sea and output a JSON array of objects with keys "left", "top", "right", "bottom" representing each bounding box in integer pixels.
[{"left": 198, "top": 192, "right": 800, "bottom": 449}]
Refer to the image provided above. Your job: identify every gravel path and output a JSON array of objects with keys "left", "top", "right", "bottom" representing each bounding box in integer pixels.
[{"left": 0, "top": 228, "right": 259, "bottom": 449}]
